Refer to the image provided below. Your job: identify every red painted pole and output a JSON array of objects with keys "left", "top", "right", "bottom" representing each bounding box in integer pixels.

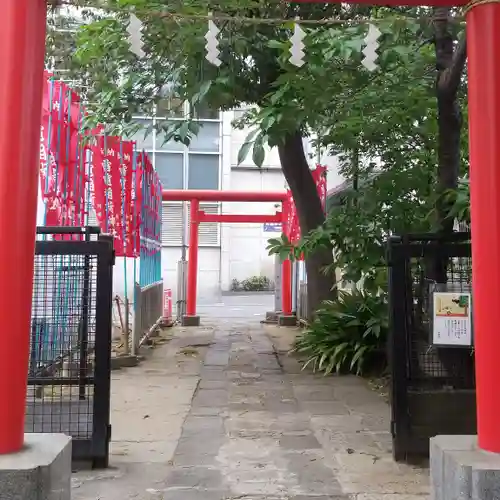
[
  {"left": 186, "top": 199, "right": 200, "bottom": 317},
  {"left": 281, "top": 198, "right": 293, "bottom": 316},
  {"left": 282, "top": 259, "right": 293, "bottom": 316},
  {"left": 467, "top": 3, "right": 500, "bottom": 453},
  {"left": 0, "top": 0, "right": 47, "bottom": 454}
]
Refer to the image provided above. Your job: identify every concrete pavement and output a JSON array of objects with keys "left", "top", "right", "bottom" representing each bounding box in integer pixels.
[{"left": 72, "top": 312, "right": 429, "bottom": 500}]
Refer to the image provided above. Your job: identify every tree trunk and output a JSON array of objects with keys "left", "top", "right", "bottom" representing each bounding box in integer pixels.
[
  {"left": 427, "top": 8, "right": 467, "bottom": 284},
  {"left": 425, "top": 7, "right": 464, "bottom": 285},
  {"left": 431, "top": 8, "right": 473, "bottom": 386},
  {"left": 434, "top": 7, "right": 463, "bottom": 237},
  {"left": 278, "top": 131, "right": 335, "bottom": 314}
]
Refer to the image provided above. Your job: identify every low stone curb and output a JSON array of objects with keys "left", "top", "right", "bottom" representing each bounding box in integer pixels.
[{"left": 111, "top": 354, "right": 140, "bottom": 370}]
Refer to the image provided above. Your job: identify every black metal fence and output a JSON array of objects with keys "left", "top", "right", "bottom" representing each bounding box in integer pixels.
[
  {"left": 26, "top": 227, "right": 114, "bottom": 468},
  {"left": 387, "top": 232, "right": 476, "bottom": 463}
]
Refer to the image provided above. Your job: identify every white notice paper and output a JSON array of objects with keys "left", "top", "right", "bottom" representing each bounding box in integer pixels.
[{"left": 432, "top": 292, "right": 472, "bottom": 347}]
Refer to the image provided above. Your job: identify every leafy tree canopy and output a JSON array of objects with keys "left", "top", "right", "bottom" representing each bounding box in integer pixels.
[{"left": 50, "top": 1, "right": 468, "bottom": 311}]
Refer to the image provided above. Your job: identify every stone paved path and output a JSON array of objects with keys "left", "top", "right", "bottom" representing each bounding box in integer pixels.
[{"left": 72, "top": 319, "right": 429, "bottom": 500}]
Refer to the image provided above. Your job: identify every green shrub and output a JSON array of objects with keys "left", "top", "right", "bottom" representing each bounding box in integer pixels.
[
  {"left": 293, "top": 289, "right": 388, "bottom": 376},
  {"left": 241, "top": 276, "right": 272, "bottom": 291}
]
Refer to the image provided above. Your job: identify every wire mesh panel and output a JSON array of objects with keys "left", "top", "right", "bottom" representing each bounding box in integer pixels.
[
  {"left": 387, "top": 233, "right": 476, "bottom": 463},
  {"left": 26, "top": 227, "right": 113, "bottom": 468},
  {"left": 406, "top": 252, "right": 474, "bottom": 389}
]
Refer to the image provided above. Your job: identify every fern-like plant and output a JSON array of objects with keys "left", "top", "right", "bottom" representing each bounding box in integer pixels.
[{"left": 293, "top": 289, "right": 388, "bottom": 376}]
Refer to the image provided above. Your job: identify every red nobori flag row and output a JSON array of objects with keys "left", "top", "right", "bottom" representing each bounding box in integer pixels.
[
  {"left": 40, "top": 73, "right": 87, "bottom": 233},
  {"left": 39, "top": 73, "right": 161, "bottom": 257}
]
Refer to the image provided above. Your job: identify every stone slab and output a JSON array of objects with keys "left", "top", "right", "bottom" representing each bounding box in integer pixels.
[
  {"left": 265, "top": 311, "right": 279, "bottom": 323},
  {"left": 111, "top": 354, "right": 139, "bottom": 370},
  {"left": 181, "top": 315, "right": 201, "bottom": 327},
  {"left": 430, "top": 434, "right": 500, "bottom": 500},
  {"left": 278, "top": 314, "right": 297, "bottom": 326},
  {"left": 0, "top": 433, "right": 72, "bottom": 500}
]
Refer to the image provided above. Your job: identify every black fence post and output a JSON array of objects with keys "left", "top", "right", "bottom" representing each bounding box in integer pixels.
[
  {"left": 91, "top": 234, "right": 114, "bottom": 468},
  {"left": 387, "top": 236, "right": 411, "bottom": 462},
  {"left": 78, "top": 228, "right": 92, "bottom": 400}
]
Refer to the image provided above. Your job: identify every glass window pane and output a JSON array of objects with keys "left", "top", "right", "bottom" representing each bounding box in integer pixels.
[
  {"left": 193, "top": 103, "right": 219, "bottom": 120},
  {"left": 155, "top": 121, "right": 184, "bottom": 152},
  {"left": 127, "top": 118, "right": 154, "bottom": 150},
  {"left": 156, "top": 96, "right": 184, "bottom": 118},
  {"left": 189, "top": 122, "right": 220, "bottom": 153},
  {"left": 155, "top": 152, "right": 184, "bottom": 189},
  {"left": 188, "top": 154, "right": 219, "bottom": 190}
]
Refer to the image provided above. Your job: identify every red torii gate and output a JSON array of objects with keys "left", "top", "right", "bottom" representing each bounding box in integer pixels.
[
  {"left": 0, "top": 0, "right": 498, "bottom": 458},
  {"left": 162, "top": 189, "right": 294, "bottom": 326}
]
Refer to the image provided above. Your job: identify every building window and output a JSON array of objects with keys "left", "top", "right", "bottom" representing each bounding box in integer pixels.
[
  {"left": 129, "top": 102, "right": 222, "bottom": 247},
  {"left": 189, "top": 122, "right": 220, "bottom": 153},
  {"left": 156, "top": 96, "right": 185, "bottom": 119},
  {"left": 130, "top": 118, "right": 154, "bottom": 150},
  {"left": 155, "top": 152, "right": 184, "bottom": 189},
  {"left": 188, "top": 154, "right": 220, "bottom": 190},
  {"left": 156, "top": 123, "right": 184, "bottom": 152},
  {"left": 161, "top": 202, "right": 220, "bottom": 246},
  {"left": 192, "top": 103, "right": 219, "bottom": 120}
]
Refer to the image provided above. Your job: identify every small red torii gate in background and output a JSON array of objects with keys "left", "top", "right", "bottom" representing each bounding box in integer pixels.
[{"left": 162, "top": 189, "right": 294, "bottom": 326}]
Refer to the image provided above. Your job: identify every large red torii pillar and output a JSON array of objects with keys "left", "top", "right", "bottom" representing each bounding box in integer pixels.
[
  {"left": 302, "top": 0, "right": 500, "bottom": 453},
  {"left": 0, "top": 0, "right": 47, "bottom": 454},
  {"left": 162, "top": 189, "right": 294, "bottom": 327}
]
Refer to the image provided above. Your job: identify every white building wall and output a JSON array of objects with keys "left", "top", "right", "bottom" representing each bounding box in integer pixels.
[
  {"left": 220, "top": 111, "right": 286, "bottom": 291},
  {"left": 220, "top": 168, "right": 284, "bottom": 290}
]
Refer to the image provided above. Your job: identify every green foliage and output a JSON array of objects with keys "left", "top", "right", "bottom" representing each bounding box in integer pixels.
[
  {"left": 294, "top": 290, "right": 388, "bottom": 376},
  {"left": 443, "top": 177, "right": 470, "bottom": 224},
  {"left": 268, "top": 166, "right": 433, "bottom": 294},
  {"left": 231, "top": 276, "right": 273, "bottom": 292}
]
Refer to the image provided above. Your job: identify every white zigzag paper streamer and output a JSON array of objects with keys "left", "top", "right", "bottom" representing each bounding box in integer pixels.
[
  {"left": 362, "top": 24, "right": 381, "bottom": 71},
  {"left": 289, "top": 18, "right": 305, "bottom": 67},
  {"left": 205, "top": 13, "right": 222, "bottom": 67},
  {"left": 127, "top": 13, "right": 145, "bottom": 58}
]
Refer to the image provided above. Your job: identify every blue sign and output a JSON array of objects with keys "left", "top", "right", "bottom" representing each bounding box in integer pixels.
[{"left": 263, "top": 223, "right": 281, "bottom": 233}]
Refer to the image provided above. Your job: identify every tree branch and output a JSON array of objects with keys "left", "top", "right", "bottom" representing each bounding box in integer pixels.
[{"left": 438, "top": 35, "right": 467, "bottom": 97}]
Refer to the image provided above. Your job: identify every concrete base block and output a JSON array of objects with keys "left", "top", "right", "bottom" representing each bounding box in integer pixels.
[
  {"left": 182, "top": 315, "right": 201, "bottom": 327},
  {"left": 0, "top": 433, "right": 72, "bottom": 500},
  {"left": 278, "top": 314, "right": 297, "bottom": 326},
  {"left": 431, "top": 434, "right": 500, "bottom": 500},
  {"left": 265, "top": 311, "right": 279, "bottom": 322}
]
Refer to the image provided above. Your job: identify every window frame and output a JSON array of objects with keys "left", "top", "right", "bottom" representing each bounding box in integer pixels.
[{"left": 130, "top": 102, "right": 222, "bottom": 247}]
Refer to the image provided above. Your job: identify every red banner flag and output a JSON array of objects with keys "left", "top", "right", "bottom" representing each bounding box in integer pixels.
[
  {"left": 39, "top": 74, "right": 86, "bottom": 238},
  {"left": 89, "top": 135, "right": 139, "bottom": 257},
  {"left": 285, "top": 164, "right": 327, "bottom": 246}
]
